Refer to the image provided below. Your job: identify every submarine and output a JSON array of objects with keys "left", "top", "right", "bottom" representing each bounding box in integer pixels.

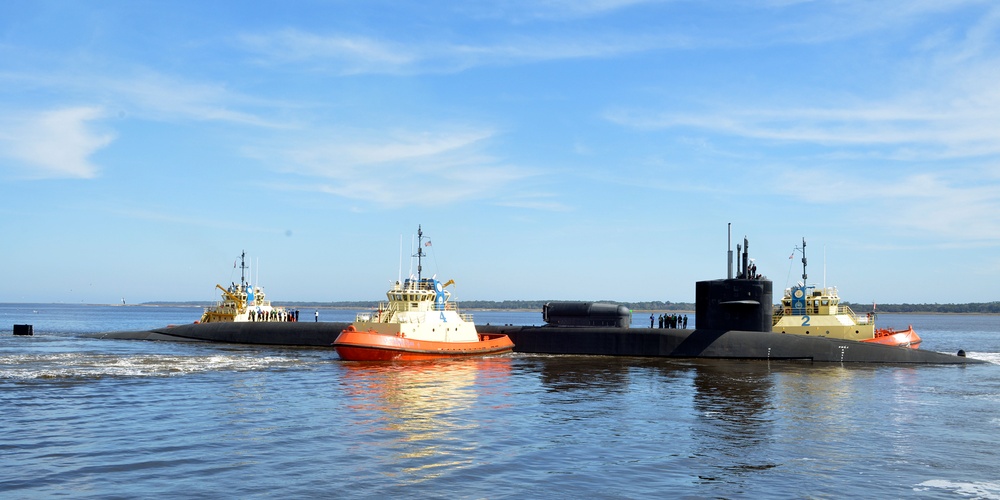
[{"left": 481, "top": 231, "right": 982, "bottom": 364}]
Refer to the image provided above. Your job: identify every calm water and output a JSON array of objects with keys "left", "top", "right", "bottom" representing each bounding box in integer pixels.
[{"left": 2, "top": 304, "right": 999, "bottom": 498}]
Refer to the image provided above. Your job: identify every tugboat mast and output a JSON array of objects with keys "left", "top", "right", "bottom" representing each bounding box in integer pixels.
[
  {"left": 800, "top": 238, "right": 808, "bottom": 285},
  {"left": 239, "top": 250, "right": 249, "bottom": 290},
  {"left": 413, "top": 225, "right": 425, "bottom": 281}
]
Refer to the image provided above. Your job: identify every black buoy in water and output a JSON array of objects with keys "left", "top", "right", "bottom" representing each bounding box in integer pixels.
[{"left": 958, "top": 350, "right": 966, "bottom": 357}]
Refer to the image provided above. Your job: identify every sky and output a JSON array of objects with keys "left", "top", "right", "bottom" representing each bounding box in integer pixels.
[{"left": 2, "top": 0, "right": 1000, "bottom": 305}]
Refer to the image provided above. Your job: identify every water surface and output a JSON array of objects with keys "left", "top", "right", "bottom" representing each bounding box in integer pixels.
[{"left": 2, "top": 305, "right": 998, "bottom": 498}]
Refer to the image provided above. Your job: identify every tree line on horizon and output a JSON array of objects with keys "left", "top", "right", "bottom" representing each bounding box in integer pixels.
[
  {"left": 841, "top": 302, "right": 1000, "bottom": 314},
  {"left": 144, "top": 299, "right": 1000, "bottom": 313}
]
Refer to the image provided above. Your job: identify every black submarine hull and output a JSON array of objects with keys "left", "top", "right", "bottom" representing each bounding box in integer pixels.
[
  {"left": 95, "top": 322, "right": 982, "bottom": 364},
  {"left": 476, "top": 325, "right": 982, "bottom": 364},
  {"left": 95, "top": 321, "right": 351, "bottom": 347}
]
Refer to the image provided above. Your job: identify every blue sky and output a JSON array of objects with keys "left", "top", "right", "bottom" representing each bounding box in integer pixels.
[{"left": 2, "top": 1, "right": 999, "bottom": 305}]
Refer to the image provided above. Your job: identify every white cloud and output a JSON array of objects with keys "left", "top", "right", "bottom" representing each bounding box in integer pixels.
[
  {"left": 250, "top": 127, "right": 544, "bottom": 208},
  {"left": 724, "top": 0, "right": 993, "bottom": 46},
  {"left": 472, "top": 0, "right": 669, "bottom": 21},
  {"left": 495, "top": 192, "right": 573, "bottom": 211},
  {"left": 278, "top": 128, "right": 496, "bottom": 176},
  {"left": 238, "top": 30, "right": 416, "bottom": 75},
  {"left": 600, "top": 2, "right": 1000, "bottom": 245},
  {"left": 603, "top": 91, "right": 1000, "bottom": 243},
  {"left": 101, "top": 71, "right": 289, "bottom": 128},
  {"left": 237, "top": 28, "right": 690, "bottom": 75},
  {"left": 604, "top": 3, "right": 1000, "bottom": 162},
  {"left": 1, "top": 68, "right": 289, "bottom": 129},
  {"left": 607, "top": 96, "right": 1000, "bottom": 160},
  {"left": 111, "top": 73, "right": 281, "bottom": 127},
  {"left": 0, "top": 107, "right": 114, "bottom": 179},
  {"left": 231, "top": 2, "right": 995, "bottom": 76},
  {"left": 770, "top": 166, "right": 1000, "bottom": 246}
]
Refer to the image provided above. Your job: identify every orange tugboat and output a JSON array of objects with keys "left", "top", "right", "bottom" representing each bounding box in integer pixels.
[
  {"left": 772, "top": 238, "right": 922, "bottom": 349},
  {"left": 333, "top": 226, "right": 514, "bottom": 361}
]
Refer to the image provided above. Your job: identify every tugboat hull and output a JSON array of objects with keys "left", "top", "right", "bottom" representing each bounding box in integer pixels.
[{"left": 333, "top": 329, "right": 514, "bottom": 361}]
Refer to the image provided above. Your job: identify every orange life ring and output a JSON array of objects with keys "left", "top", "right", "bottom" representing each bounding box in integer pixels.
[{"left": 345, "top": 325, "right": 357, "bottom": 332}]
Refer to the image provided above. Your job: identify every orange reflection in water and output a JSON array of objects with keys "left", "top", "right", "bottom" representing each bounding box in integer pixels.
[{"left": 337, "top": 357, "right": 513, "bottom": 482}]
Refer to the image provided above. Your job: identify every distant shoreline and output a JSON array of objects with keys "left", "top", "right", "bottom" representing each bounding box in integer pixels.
[{"left": 5, "top": 301, "right": 998, "bottom": 314}]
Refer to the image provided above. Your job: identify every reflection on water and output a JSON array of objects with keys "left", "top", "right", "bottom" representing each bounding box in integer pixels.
[
  {"left": 534, "top": 355, "right": 636, "bottom": 394},
  {"left": 690, "top": 360, "right": 778, "bottom": 481},
  {"left": 337, "top": 358, "right": 513, "bottom": 484},
  {"left": 496, "top": 357, "right": 960, "bottom": 495},
  {"left": 774, "top": 364, "right": 874, "bottom": 426},
  {"left": 218, "top": 373, "right": 275, "bottom": 469}
]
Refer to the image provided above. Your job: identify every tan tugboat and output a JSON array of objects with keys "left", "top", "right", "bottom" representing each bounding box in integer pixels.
[
  {"left": 198, "top": 251, "right": 293, "bottom": 323},
  {"left": 772, "top": 238, "right": 921, "bottom": 348},
  {"left": 333, "top": 226, "right": 514, "bottom": 361}
]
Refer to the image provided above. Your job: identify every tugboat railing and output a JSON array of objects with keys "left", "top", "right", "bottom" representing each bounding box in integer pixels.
[
  {"left": 839, "top": 304, "right": 865, "bottom": 324},
  {"left": 357, "top": 300, "right": 467, "bottom": 322},
  {"left": 772, "top": 304, "right": 870, "bottom": 325}
]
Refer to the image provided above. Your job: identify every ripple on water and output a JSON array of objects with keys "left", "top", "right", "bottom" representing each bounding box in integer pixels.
[
  {"left": 0, "top": 351, "right": 305, "bottom": 381},
  {"left": 916, "top": 479, "right": 1000, "bottom": 499}
]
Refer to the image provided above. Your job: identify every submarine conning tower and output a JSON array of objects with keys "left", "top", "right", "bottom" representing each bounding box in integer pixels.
[{"left": 695, "top": 228, "right": 773, "bottom": 332}]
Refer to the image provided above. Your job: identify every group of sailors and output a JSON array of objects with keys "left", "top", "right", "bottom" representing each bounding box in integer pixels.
[
  {"left": 650, "top": 312, "right": 688, "bottom": 329},
  {"left": 248, "top": 308, "right": 299, "bottom": 322},
  {"left": 737, "top": 263, "right": 761, "bottom": 280}
]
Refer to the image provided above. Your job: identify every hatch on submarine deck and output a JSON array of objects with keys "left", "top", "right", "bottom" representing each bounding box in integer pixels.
[{"left": 542, "top": 301, "right": 632, "bottom": 328}]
